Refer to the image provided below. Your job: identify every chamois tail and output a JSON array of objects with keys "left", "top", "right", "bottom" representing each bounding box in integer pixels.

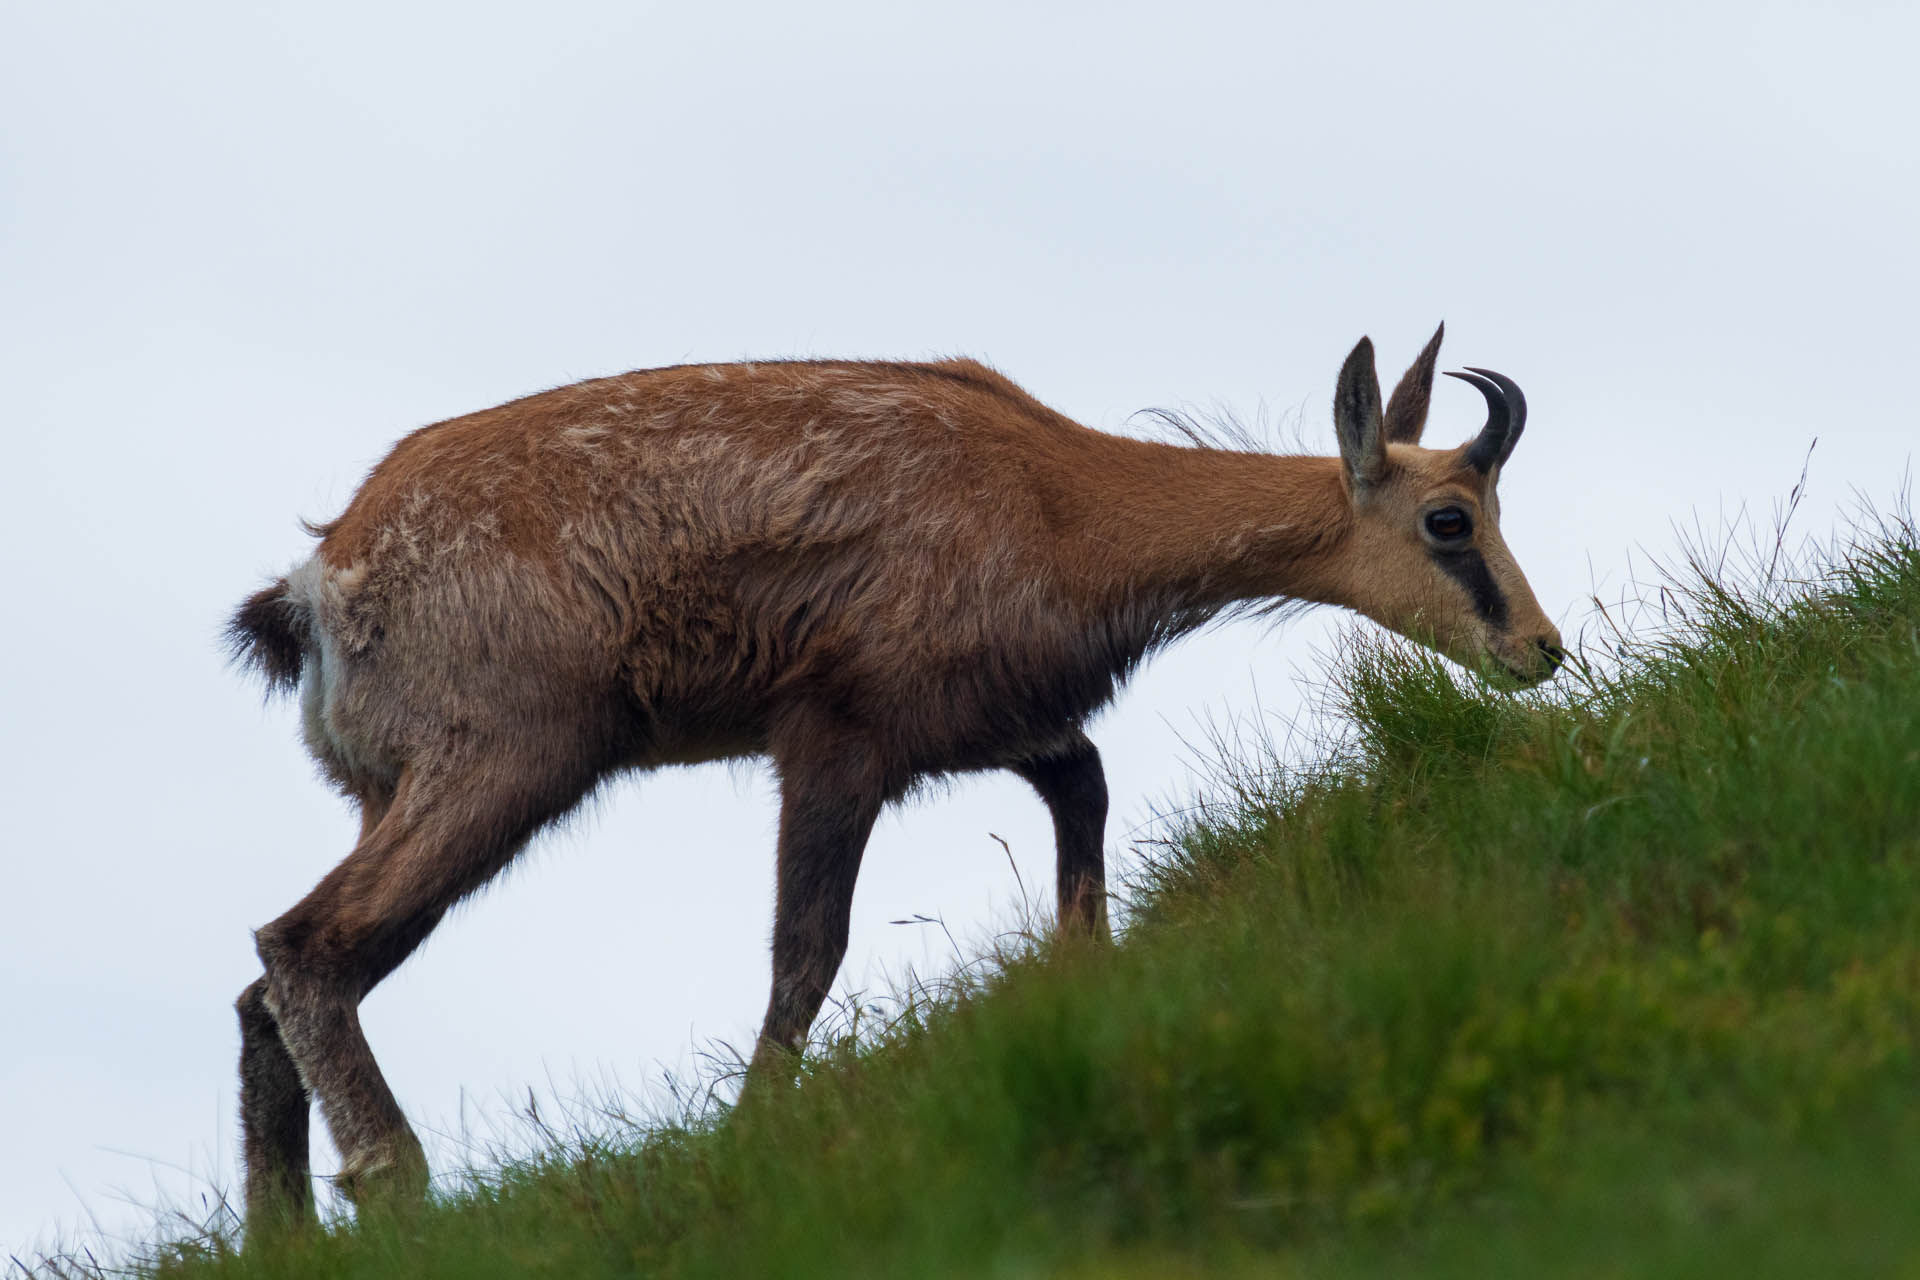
[{"left": 225, "top": 578, "right": 312, "bottom": 696}]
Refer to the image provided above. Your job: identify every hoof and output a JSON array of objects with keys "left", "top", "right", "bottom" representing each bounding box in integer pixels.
[
  {"left": 243, "top": 1193, "right": 317, "bottom": 1243},
  {"left": 335, "top": 1134, "right": 430, "bottom": 1208}
]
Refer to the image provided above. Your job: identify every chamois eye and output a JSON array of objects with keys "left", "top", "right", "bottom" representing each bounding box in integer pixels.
[{"left": 1425, "top": 507, "right": 1472, "bottom": 541}]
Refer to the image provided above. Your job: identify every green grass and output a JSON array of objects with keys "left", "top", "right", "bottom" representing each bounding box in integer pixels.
[{"left": 95, "top": 508, "right": 1920, "bottom": 1277}]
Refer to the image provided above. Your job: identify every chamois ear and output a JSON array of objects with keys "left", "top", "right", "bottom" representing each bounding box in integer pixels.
[
  {"left": 1334, "top": 336, "right": 1387, "bottom": 491},
  {"left": 1383, "top": 321, "right": 1444, "bottom": 444}
]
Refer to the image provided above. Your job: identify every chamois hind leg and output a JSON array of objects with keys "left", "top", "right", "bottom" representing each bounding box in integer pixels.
[
  {"left": 235, "top": 976, "right": 313, "bottom": 1233},
  {"left": 1013, "top": 730, "right": 1110, "bottom": 941},
  {"left": 250, "top": 751, "right": 592, "bottom": 1208},
  {"left": 745, "top": 713, "right": 887, "bottom": 1087},
  {"left": 237, "top": 789, "right": 395, "bottom": 1235}
]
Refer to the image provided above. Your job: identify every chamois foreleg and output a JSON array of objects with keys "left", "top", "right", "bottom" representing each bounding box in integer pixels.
[
  {"left": 746, "top": 713, "right": 887, "bottom": 1085},
  {"left": 1013, "top": 730, "right": 1110, "bottom": 940},
  {"left": 249, "top": 751, "right": 591, "bottom": 1209}
]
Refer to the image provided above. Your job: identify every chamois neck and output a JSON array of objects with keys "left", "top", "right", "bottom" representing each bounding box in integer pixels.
[{"left": 1059, "top": 438, "right": 1353, "bottom": 620}]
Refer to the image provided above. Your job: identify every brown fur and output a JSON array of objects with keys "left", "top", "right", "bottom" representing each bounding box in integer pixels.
[{"left": 227, "top": 332, "right": 1560, "bottom": 1231}]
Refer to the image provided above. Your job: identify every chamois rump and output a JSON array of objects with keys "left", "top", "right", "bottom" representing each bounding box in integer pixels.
[{"left": 226, "top": 324, "right": 1562, "bottom": 1229}]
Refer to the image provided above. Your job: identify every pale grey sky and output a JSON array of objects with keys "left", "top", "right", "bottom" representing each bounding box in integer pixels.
[{"left": 3, "top": 0, "right": 1915, "bottom": 1258}]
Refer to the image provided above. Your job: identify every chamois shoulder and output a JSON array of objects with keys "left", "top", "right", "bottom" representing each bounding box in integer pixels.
[
  {"left": 675, "top": 356, "right": 1078, "bottom": 426},
  {"left": 816, "top": 356, "right": 1091, "bottom": 438}
]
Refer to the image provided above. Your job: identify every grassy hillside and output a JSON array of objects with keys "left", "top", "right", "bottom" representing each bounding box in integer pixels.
[{"left": 126, "top": 508, "right": 1920, "bottom": 1278}]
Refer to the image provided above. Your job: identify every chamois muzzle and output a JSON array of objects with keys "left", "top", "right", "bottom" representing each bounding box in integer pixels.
[{"left": 1446, "top": 367, "right": 1528, "bottom": 473}]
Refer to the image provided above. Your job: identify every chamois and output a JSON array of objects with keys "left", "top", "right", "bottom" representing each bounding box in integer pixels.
[{"left": 226, "top": 325, "right": 1562, "bottom": 1229}]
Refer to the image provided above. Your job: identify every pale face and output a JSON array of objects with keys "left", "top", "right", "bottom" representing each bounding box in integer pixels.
[
  {"left": 1343, "top": 443, "right": 1563, "bottom": 686},
  {"left": 1329, "top": 328, "right": 1563, "bottom": 687}
]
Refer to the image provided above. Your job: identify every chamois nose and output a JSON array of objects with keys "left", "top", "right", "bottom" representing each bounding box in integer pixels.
[{"left": 1536, "top": 638, "right": 1567, "bottom": 675}]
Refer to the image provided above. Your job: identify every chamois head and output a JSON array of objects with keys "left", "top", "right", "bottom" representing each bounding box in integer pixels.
[{"left": 1329, "top": 325, "right": 1564, "bottom": 686}]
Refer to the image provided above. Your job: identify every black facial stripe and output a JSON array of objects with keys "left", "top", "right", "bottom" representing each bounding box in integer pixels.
[{"left": 1431, "top": 548, "right": 1509, "bottom": 628}]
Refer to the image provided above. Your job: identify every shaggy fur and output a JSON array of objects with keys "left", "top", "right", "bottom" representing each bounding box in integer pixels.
[{"left": 227, "top": 329, "right": 1561, "bottom": 1231}]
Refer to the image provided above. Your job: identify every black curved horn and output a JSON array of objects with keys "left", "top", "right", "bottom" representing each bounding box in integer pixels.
[{"left": 1445, "top": 366, "right": 1528, "bottom": 473}]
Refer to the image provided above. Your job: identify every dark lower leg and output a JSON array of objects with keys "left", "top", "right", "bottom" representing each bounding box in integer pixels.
[
  {"left": 746, "top": 726, "right": 886, "bottom": 1087},
  {"left": 236, "top": 977, "right": 312, "bottom": 1232},
  {"left": 1015, "top": 731, "right": 1110, "bottom": 940}
]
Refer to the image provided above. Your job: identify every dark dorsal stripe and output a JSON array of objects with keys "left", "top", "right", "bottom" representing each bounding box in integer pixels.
[{"left": 1431, "top": 548, "right": 1509, "bottom": 628}]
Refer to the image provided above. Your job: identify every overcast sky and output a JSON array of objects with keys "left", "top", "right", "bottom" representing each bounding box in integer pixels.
[{"left": 3, "top": 0, "right": 1915, "bottom": 1259}]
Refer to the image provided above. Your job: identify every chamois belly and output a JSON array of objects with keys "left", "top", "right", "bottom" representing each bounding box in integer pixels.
[{"left": 803, "top": 621, "right": 1124, "bottom": 775}]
